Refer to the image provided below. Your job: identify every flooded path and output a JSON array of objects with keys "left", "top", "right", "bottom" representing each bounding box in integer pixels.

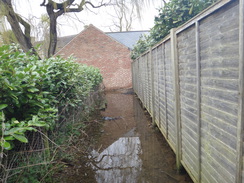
[{"left": 91, "top": 90, "right": 193, "bottom": 183}]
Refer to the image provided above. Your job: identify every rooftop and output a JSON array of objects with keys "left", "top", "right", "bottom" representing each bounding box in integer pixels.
[
  {"left": 56, "top": 27, "right": 149, "bottom": 52},
  {"left": 106, "top": 31, "right": 149, "bottom": 49}
]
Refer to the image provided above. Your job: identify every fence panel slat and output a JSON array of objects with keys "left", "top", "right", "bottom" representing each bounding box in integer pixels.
[{"left": 131, "top": 0, "right": 243, "bottom": 182}]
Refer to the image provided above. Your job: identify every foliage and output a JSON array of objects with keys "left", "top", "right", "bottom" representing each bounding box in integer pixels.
[
  {"left": 0, "top": 44, "right": 103, "bottom": 151},
  {"left": 131, "top": 34, "right": 151, "bottom": 60},
  {"left": 0, "top": 30, "right": 18, "bottom": 45},
  {"left": 151, "top": 0, "right": 217, "bottom": 44},
  {"left": 7, "top": 153, "right": 55, "bottom": 183},
  {"left": 131, "top": 0, "right": 217, "bottom": 59}
]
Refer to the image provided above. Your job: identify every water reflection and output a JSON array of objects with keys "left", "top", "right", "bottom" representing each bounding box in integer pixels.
[
  {"left": 90, "top": 90, "right": 192, "bottom": 183},
  {"left": 92, "top": 137, "right": 142, "bottom": 183}
]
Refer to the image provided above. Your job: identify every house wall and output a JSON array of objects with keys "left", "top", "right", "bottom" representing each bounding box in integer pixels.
[
  {"left": 56, "top": 25, "right": 132, "bottom": 90},
  {"left": 132, "top": 0, "right": 244, "bottom": 182}
]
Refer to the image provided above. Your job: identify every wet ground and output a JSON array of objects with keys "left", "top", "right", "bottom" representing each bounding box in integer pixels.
[
  {"left": 56, "top": 89, "right": 193, "bottom": 183},
  {"left": 91, "top": 89, "right": 192, "bottom": 183}
]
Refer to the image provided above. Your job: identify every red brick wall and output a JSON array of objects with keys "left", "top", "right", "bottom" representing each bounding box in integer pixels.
[{"left": 56, "top": 25, "right": 132, "bottom": 90}]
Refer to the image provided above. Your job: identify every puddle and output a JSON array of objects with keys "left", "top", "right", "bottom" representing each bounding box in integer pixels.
[
  {"left": 91, "top": 136, "right": 142, "bottom": 183},
  {"left": 90, "top": 90, "right": 193, "bottom": 183}
]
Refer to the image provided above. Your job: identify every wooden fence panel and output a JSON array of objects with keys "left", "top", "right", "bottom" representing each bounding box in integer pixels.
[
  {"left": 152, "top": 48, "right": 160, "bottom": 124},
  {"left": 139, "top": 56, "right": 143, "bottom": 102},
  {"left": 164, "top": 40, "right": 176, "bottom": 151},
  {"left": 199, "top": 2, "right": 239, "bottom": 183},
  {"left": 147, "top": 53, "right": 152, "bottom": 115},
  {"left": 158, "top": 44, "right": 167, "bottom": 136},
  {"left": 144, "top": 55, "right": 148, "bottom": 109},
  {"left": 142, "top": 55, "right": 146, "bottom": 104},
  {"left": 177, "top": 24, "right": 199, "bottom": 180},
  {"left": 239, "top": 0, "right": 244, "bottom": 182},
  {"left": 131, "top": 0, "right": 243, "bottom": 182},
  {"left": 146, "top": 54, "right": 149, "bottom": 111}
]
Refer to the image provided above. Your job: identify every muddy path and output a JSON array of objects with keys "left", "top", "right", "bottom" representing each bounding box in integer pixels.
[{"left": 56, "top": 89, "right": 193, "bottom": 183}]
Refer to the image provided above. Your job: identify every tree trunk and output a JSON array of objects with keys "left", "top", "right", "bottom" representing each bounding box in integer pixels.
[
  {"left": 46, "top": 3, "right": 58, "bottom": 57},
  {"left": 48, "top": 16, "right": 57, "bottom": 57},
  {"left": 1, "top": 0, "right": 38, "bottom": 56}
]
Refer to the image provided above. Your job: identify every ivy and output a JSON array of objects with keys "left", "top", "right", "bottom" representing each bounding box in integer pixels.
[{"left": 0, "top": 44, "right": 103, "bottom": 150}]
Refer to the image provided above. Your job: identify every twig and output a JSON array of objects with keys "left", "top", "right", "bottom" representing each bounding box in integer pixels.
[
  {"left": 5, "top": 161, "right": 57, "bottom": 171},
  {"left": 36, "top": 129, "right": 60, "bottom": 149}
]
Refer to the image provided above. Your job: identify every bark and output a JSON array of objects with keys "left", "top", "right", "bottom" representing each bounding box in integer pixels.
[
  {"left": 41, "top": 0, "right": 107, "bottom": 57},
  {"left": 46, "top": 3, "right": 58, "bottom": 58},
  {"left": 0, "top": 0, "right": 39, "bottom": 57},
  {"left": 1, "top": 0, "right": 111, "bottom": 58}
]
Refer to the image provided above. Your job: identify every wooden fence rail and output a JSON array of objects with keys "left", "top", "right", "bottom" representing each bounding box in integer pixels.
[{"left": 132, "top": 0, "right": 244, "bottom": 182}]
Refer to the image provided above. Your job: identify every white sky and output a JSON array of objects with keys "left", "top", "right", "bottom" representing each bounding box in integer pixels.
[{"left": 12, "top": 0, "right": 164, "bottom": 37}]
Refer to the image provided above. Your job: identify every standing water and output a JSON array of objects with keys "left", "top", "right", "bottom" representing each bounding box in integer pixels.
[{"left": 91, "top": 89, "right": 193, "bottom": 183}]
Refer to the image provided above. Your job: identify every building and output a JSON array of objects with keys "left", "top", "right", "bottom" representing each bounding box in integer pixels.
[{"left": 55, "top": 24, "right": 148, "bottom": 90}]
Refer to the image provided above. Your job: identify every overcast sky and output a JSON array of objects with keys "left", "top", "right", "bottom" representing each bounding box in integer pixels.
[{"left": 12, "top": 0, "right": 164, "bottom": 37}]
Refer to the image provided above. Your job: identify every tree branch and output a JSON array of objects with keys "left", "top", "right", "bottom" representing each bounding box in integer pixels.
[
  {"left": 40, "top": 0, "right": 76, "bottom": 10},
  {"left": 15, "top": 14, "right": 31, "bottom": 38},
  {"left": 61, "top": 8, "right": 83, "bottom": 13},
  {"left": 85, "top": 1, "right": 108, "bottom": 9},
  {"left": 1, "top": 0, "right": 39, "bottom": 57},
  {"left": 40, "top": 0, "right": 46, "bottom": 6}
]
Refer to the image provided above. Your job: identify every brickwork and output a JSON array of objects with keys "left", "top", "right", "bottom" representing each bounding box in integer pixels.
[{"left": 56, "top": 25, "right": 132, "bottom": 90}]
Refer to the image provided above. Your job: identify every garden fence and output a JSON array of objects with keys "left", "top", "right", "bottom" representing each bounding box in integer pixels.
[{"left": 132, "top": 0, "right": 244, "bottom": 182}]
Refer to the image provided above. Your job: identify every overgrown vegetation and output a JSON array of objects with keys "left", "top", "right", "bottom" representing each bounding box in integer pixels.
[
  {"left": 0, "top": 30, "right": 18, "bottom": 45},
  {"left": 0, "top": 44, "right": 103, "bottom": 182},
  {"left": 131, "top": 0, "right": 217, "bottom": 59}
]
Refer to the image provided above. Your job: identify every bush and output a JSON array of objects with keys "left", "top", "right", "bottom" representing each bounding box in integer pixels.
[
  {"left": 131, "top": 0, "right": 217, "bottom": 59},
  {"left": 0, "top": 44, "right": 103, "bottom": 151},
  {"left": 131, "top": 34, "right": 151, "bottom": 60}
]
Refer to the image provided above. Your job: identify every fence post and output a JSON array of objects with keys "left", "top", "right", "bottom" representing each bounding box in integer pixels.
[
  {"left": 236, "top": 0, "right": 244, "bottom": 182},
  {"left": 131, "top": 62, "right": 134, "bottom": 91},
  {"left": 161, "top": 44, "right": 168, "bottom": 139},
  {"left": 156, "top": 46, "right": 160, "bottom": 127},
  {"left": 149, "top": 47, "right": 156, "bottom": 126},
  {"left": 195, "top": 21, "right": 202, "bottom": 183},
  {"left": 170, "top": 28, "right": 182, "bottom": 171}
]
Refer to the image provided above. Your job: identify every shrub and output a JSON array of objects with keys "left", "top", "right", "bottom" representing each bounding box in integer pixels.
[
  {"left": 131, "top": 0, "right": 217, "bottom": 59},
  {"left": 0, "top": 44, "right": 102, "bottom": 151}
]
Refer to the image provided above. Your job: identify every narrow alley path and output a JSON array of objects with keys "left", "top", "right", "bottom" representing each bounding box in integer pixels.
[{"left": 91, "top": 89, "right": 192, "bottom": 183}]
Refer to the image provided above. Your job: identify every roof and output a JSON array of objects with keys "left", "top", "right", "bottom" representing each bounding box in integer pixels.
[
  {"left": 56, "top": 35, "right": 76, "bottom": 53},
  {"left": 56, "top": 26, "right": 149, "bottom": 52},
  {"left": 106, "top": 31, "right": 149, "bottom": 49},
  {"left": 56, "top": 35, "right": 76, "bottom": 52}
]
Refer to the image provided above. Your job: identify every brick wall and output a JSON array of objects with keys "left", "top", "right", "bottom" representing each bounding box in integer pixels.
[{"left": 56, "top": 25, "right": 132, "bottom": 90}]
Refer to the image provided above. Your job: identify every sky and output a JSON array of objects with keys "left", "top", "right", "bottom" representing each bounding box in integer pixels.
[{"left": 12, "top": 0, "right": 164, "bottom": 37}]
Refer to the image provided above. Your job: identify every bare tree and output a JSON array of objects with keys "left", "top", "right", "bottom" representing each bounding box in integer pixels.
[
  {"left": 39, "top": 15, "right": 51, "bottom": 58},
  {"left": 109, "top": 0, "right": 137, "bottom": 32},
  {"left": 0, "top": 0, "right": 37, "bottom": 55},
  {"left": 40, "top": 0, "right": 109, "bottom": 57},
  {"left": 0, "top": 0, "right": 150, "bottom": 58},
  {"left": 28, "top": 14, "right": 51, "bottom": 58}
]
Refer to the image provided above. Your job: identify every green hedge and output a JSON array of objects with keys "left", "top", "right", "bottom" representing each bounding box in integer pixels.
[{"left": 0, "top": 44, "right": 103, "bottom": 150}]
